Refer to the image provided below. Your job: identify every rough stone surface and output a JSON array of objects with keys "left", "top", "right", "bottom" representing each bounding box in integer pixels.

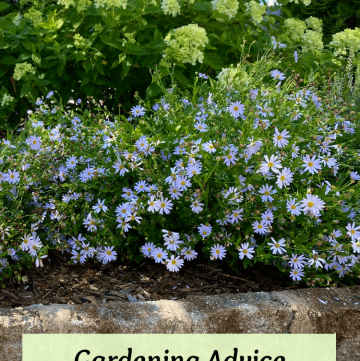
[{"left": 1, "top": 286, "right": 360, "bottom": 361}]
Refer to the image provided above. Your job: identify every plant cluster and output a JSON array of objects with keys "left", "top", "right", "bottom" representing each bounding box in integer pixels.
[
  {"left": 278, "top": 0, "right": 360, "bottom": 45},
  {"left": 0, "top": 0, "right": 280, "bottom": 130},
  {"left": 1, "top": 47, "right": 360, "bottom": 287}
]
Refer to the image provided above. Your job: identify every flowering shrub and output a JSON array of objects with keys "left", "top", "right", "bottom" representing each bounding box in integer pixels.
[
  {"left": 330, "top": 28, "right": 360, "bottom": 58},
  {"left": 0, "top": 0, "right": 281, "bottom": 130},
  {"left": 1, "top": 49, "right": 360, "bottom": 287},
  {"left": 280, "top": 17, "right": 323, "bottom": 53}
]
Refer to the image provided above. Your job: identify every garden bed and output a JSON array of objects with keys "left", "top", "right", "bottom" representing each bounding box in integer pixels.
[{"left": 0, "top": 250, "right": 304, "bottom": 308}]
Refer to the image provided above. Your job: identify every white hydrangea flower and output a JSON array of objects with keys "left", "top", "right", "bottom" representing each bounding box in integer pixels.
[
  {"left": 161, "top": 0, "right": 181, "bottom": 16},
  {"left": 245, "top": 0, "right": 266, "bottom": 23},
  {"left": 94, "top": 0, "right": 127, "bottom": 9},
  {"left": 164, "top": 24, "right": 208, "bottom": 65},
  {"left": 211, "top": 0, "right": 239, "bottom": 19}
]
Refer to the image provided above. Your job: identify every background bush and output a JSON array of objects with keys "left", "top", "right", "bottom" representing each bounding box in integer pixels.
[
  {"left": 0, "top": 0, "right": 282, "bottom": 130},
  {"left": 278, "top": 0, "right": 360, "bottom": 44}
]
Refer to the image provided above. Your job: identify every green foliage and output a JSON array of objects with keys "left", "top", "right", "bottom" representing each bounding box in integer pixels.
[
  {"left": 278, "top": 0, "right": 360, "bottom": 44},
  {"left": 0, "top": 0, "right": 280, "bottom": 131}
]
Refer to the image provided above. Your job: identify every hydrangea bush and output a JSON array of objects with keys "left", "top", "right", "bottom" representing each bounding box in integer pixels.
[
  {"left": 0, "top": 0, "right": 281, "bottom": 129},
  {"left": 1, "top": 48, "right": 360, "bottom": 287}
]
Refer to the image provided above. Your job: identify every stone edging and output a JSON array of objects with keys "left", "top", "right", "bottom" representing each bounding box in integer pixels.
[{"left": 1, "top": 286, "right": 360, "bottom": 361}]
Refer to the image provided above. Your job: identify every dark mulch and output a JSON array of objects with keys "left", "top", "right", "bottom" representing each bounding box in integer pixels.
[{"left": 1, "top": 249, "right": 306, "bottom": 308}]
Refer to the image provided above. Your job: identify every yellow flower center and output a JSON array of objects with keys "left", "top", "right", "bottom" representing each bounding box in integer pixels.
[{"left": 307, "top": 202, "right": 314, "bottom": 208}]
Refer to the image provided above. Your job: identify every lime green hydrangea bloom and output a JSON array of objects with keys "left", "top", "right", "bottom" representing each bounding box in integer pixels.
[
  {"left": 287, "top": 0, "right": 311, "bottom": 5},
  {"left": 164, "top": 24, "right": 208, "bottom": 65},
  {"left": 1, "top": 93, "right": 15, "bottom": 107},
  {"left": 57, "top": 0, "right": 75, "bottom": 8},
  {"left": 217, "top": 64, "right": 249, "bottom": 88},
  {"left": 73, "top": 34, "right": 86, "bottom": 48},
  {"left": 23, "top": 8, "right": 43, "bottom": 26},
  {"left": 76, "top": 0, "right": 92, "bottom": 12},
  {"left": 94, "top": 0, "right": 127, "bottom": 9},
  {"left": 13, "top": 63, "right": 36, "bottom": 81},
  {"left": 58, "top": 0, "right": 90, "bottom": 11},
  {"left": 161, "top": 0, "right": 181, "bottom": 16},
  {"left": 94, "top": 23, "right": 103, "bottom": 33},
  {"left": 284, "top": 18, "right": 307, "bottom": 42},
  {"left": 211, "top": 0, "right": 239, "bottom": 20},
  {"left": 245, "top": 0, "right": 266, "bottom": 23},
  {"left": 300, "top": 30, "right": 323, "bottom": 52},
  {"left": 331, "top": 28, "right": 360, "bottom": 56},
  {"left": 305, "top": 17, "right": 322, "bottom": 33}
]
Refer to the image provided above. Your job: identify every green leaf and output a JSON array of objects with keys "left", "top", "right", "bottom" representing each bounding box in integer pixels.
[
  {"left": 17, "top": 53, "right": 31, "bottom": 62},
  {"left": 70, "top": 12, "right": 83, "bottom": 30},
  {"left": 194, "top": 14, "right": 209, "bottom": 22},
  {"left": 138, "top": 18, "right": 147, "bottom": 30},
  {"left": 242, "top": 258, "right": 252, "bottom": 269},
  {"left": 84, "top": 57, "right": 92, "bottom": 73},
  {"left": 76, "top": 52, "right": 85, "bottom": 62},
  {"left": 0, "top": 2, "right": 10, "bottom": 12},
  {"left": 80, "top": 76, "right": 91, "bottom": 87},
  {"left": 55, "top": 19, "right": 64, "bottom": 29},
  {"left": 110, "top": 53, "right": 126, "bottom": 70},
  {"left": 174, "top": 71, "right": 189, "bottom": 85},
  {"left": 154, "top": 28, "right": 163, "bottom": 44},
  {"left": 20, "top": 82, "right": 32, "bottom": 97},
  {"left": 127, "top": 44, "right": 149, "bottom": 55},
  {"left": 0, "top": 40, "right": 9, "bottom": 49},
  {"left": 145, "top": 83, "right": 163, "bottom": 99},
  {"left": 142, "top": 53, "right": 157, "bottom": 68},
  {"left": 103, "top": 11, "right": 114, "bottom": 28},
  {"left": 0, "top": 55, "right": 16, "bottom": 65},
  {"left": 204, "top": 52, "right": 223, "bottom": 70},
  {"left": 21, "top": 40, "right": 33, "bottom": 51},
  {"left": 0, "top": 19, "right": 13, "bottom": 30},
  {"left": 109, "top": 29, "right": 121, "bottom": 43},
  {"left": 121, "top": 57, "right": 132, "bottom": 80},
  {"left": 191, "top": 1, "right": 212, "bottom": 11},
  {"left": 281, "top": 7, "right": 292, "bottom": 18},
  {"left": 31, "top": 52, "right": 41, "bottom": 66},
  {"left": 85, "top": 83, "right": 94, "bottom": 96}
]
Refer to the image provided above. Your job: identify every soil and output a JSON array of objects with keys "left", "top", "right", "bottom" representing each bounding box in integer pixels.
[{"left": 0, "top": 249, "right": 307, "bottom": 308}]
